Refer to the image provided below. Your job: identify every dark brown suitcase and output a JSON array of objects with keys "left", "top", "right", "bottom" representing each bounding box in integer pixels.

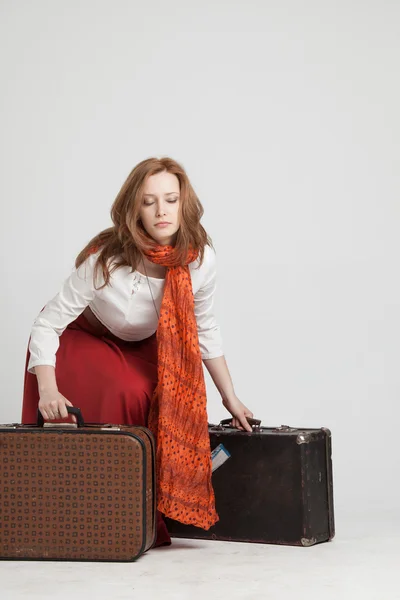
[
  {"left": 0, "top": 407, "right": 156, "bottom": 561},
  {"left": 165, "top": 419, "right": 335, "bottom": 547}
]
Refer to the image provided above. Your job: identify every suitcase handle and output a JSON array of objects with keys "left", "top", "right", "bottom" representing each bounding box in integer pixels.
[
  {"left": 215, "top": 417, "right": 262, "bottom": 431},
  {"left": 36, "top": 406, "right": 85, "bottom": 428}
]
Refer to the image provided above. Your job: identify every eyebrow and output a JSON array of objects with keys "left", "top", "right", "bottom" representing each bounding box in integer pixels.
[{"left": 143, "top": 192, "right": 179, "bottom": 198}]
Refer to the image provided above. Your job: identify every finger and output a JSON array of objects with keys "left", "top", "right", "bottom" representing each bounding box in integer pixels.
[
  {"left": 240, "top": 415, "right": 252, "bottom": 433},
  {"left": 58, "top": 402, "right": 69, "bottom": 419},
  {"left": 48, "top": 404, "right": 58, "bottom": 419},
  {"left": 64, "top": 399, "right": 77, "bottom": 422},
  {"left": 40, "top": 408, "right": 50, "bottom": 421}
]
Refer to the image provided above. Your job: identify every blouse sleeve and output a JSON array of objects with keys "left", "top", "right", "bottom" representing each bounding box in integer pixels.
[
  {"left": 27, "top": 252, "right": 102, "bottom": 374},
  {"left": 193, "top": 247, "right": 224, "bottom": 360}
]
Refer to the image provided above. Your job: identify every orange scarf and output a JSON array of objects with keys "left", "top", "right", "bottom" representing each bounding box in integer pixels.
[{"left": 144, "top": 243, "right": 218, "bottom": 530}]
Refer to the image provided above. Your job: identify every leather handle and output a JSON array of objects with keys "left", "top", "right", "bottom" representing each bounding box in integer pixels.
[
  {"left": 218, "top": 417, "right": 261, "bottom": 429},
  {"left": 36, "top": 406, "right": 85, "bottom": 428}
]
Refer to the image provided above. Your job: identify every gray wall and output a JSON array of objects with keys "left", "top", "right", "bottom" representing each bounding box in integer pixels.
[{"left": 1, "top": 0, "right": 399, "bottom": 520}]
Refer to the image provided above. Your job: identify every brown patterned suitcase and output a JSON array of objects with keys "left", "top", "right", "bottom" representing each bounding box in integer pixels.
[
  {"left": 0, "top": 407, "right": 156, "bottom": 562},
  {"left": 165, "top": 419, "right": 335, "bottom": 547}
]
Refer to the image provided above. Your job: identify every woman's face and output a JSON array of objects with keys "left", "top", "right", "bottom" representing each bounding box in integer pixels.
[{"left": 138, "top": 171, "right": 181, "bottom": 246}]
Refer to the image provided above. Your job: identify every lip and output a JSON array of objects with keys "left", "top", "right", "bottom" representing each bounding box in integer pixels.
[{"left": 155, "top": 222, "right": 171, "bottom": 227}]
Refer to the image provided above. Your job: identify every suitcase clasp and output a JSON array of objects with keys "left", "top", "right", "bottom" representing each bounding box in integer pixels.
[{"left": 272, "top": 424, "right": 298, "bottom": 432}]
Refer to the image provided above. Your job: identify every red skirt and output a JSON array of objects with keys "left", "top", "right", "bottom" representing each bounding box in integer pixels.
[{"left": 21, "top": 310, "right": 171, "bottom": 548}]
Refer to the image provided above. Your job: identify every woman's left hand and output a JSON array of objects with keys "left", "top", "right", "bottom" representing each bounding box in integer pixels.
[{"left": 222, "top": 395, "right": 254, "bottom": 432}]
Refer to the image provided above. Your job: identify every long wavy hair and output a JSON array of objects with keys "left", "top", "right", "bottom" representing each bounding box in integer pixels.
[{"left": 75, "top": 157, "right": 214, "bottom": 291}]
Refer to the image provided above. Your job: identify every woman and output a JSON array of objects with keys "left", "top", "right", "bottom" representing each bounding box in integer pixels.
[{"left": 22, "top": 156, "right": 254, "bottom": 547}]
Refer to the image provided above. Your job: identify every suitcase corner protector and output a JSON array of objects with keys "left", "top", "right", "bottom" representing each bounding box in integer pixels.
[{"left": 300, "top": 536, "right": 317, "bottom": 546}]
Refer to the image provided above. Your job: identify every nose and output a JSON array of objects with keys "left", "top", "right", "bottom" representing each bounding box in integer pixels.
[{"left": 156, "top": 202, "right": 167, "bottom": 217}]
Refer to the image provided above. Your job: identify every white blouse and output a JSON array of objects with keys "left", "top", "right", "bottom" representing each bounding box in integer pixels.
[{"left": 27, "top": 244, "right": 224, "bottom": 374}]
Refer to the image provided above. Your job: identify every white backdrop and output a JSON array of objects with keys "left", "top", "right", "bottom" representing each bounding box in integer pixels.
[{"left": 1, "top": 0, "right": 399, "bottom": 525}]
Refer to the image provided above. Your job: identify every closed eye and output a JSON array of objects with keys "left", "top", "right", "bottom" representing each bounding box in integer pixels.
[{"left": 144, "top": 199, "right": 178, "bottom": 206}]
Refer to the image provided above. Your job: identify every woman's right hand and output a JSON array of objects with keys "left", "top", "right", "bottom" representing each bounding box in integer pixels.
[{"left": 38, "top": 389, "right": 75, "bottom": 421}]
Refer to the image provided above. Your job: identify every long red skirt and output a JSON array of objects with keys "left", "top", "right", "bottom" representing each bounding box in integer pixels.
[{"left": 21, "top": 310, "right": 172, "bottom": 548}]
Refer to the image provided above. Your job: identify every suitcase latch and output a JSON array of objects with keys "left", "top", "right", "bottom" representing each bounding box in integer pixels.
[{"left": 272, "top": 424, "right": 298, "bottom": 432}]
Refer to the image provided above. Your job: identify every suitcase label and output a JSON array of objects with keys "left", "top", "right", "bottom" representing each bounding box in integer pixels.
[{"left": 211, "top": 443, "right": 231, "bottom": 472}]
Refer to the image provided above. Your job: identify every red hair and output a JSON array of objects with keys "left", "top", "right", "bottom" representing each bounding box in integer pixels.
[{"left": 75, "top": 157, "right": 214, "bottom": 290}]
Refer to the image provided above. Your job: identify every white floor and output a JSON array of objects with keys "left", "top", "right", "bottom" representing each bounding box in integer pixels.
[{"left": 1, "top": 508, "right": 398, "bottom": 600}]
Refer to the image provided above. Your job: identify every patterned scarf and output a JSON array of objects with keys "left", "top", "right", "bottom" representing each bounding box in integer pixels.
[{"left": 143, "top": 243, "right": 219, "bottom": 530}]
